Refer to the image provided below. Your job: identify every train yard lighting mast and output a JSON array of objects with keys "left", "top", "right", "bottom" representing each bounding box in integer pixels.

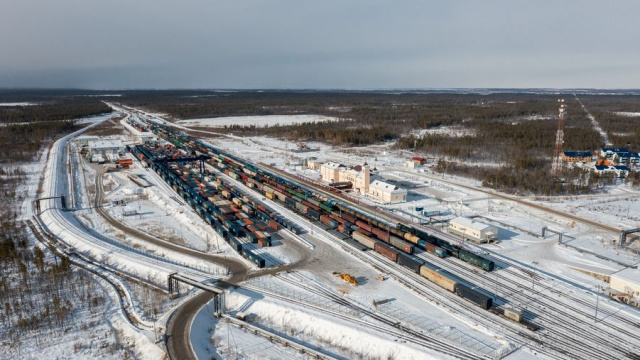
[{"left": 551, "top": 99, "right": 566, "bottom": 178}]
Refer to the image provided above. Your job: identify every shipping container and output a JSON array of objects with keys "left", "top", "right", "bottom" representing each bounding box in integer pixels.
[
  {"left": 229, "top": 236, "right": 243, "bottom": 251},
  {"left": 268, "top": 220, "right": 280, "bottom": 231},
  {"left": 504, "top": 308, "right": 522, "bottom": 322},
  {"left": 374, "top": 241, "right": 399, "bottom": 262}
]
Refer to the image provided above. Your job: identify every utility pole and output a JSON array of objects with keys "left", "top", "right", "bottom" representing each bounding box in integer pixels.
[{"left": 552, "top": 99, "right": 566, "bottom": 178}]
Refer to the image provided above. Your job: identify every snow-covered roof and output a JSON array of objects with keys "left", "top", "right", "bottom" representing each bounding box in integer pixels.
[
  {"left": 612, "top": 268, "right": 640, "bottom": 286},
  {"left": 322, "top": 162, "right": 345, "bottom": 170},
  {"left": 88, "top": 139, "right": 124, "bottom": 150},
  {"left": 602, "top": 147, "right": 628, "bottom": 153},
  {"left": 369, "top": 180, "right": 407, "bottom": 194},
  {"left": 450, "top": 216, "right": 496, "bottom": 232}
]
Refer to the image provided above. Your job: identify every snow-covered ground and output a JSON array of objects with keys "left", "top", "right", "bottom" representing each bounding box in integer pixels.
[
  {"left": 177, "top": 114, "right": 340, "bottom": 128},
  {"left": 0, "top": 102, "right": 36, "bottom": 106},
  {"left": 94, "top": 106, "right": 640, "bottom": 360},
  {"left": 614, "top": 111, "right": 640, "bottom": 117},
  {"left": 413, "top": 125, "right": 476, "bottom": 137}
]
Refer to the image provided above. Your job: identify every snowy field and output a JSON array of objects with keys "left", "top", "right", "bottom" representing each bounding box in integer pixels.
[
  {"left": 614, "top": 111, "right": 640, "bottom": 117},
  {"left": 0, "top": 102, "right": 36, "bottom": 106},
  {"left": 54, "top": 106, "right": 637, "bottom": 360},
  {"left": 177, "top": 114, "right": 340, "bottom": 128}
]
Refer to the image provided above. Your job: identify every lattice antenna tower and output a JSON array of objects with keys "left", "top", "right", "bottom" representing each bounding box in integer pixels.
[{"left": 552, "top": 99, "right": 566, "bottom": 177}]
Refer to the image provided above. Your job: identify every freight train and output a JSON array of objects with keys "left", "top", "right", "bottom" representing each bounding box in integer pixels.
[
  {"left": 349, "top": 228, "right": 493, "bottom": 309},
  {"left": 135, "top": 121, "right": 497, "bottom": 286}
]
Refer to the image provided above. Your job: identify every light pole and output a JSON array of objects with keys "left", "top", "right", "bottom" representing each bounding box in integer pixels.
[{"left": 594, "top": 285, "right": 601, "bottom": 323}]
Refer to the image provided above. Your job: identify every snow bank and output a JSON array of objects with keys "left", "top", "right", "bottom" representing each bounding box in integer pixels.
[{"left": 221, "top": 290, "right": 450, "bottom": 360}]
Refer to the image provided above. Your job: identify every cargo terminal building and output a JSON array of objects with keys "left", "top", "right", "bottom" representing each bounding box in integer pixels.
[{"left": 448, "top": 216, "right": 498, "bottom": 243}]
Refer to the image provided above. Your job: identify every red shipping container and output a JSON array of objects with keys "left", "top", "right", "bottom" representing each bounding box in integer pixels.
[{"left": 268, "top": 220, "right": 280, "bottom": 231}]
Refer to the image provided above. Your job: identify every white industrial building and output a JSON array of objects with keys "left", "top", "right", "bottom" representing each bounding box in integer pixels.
[
  {"left": 87, "top": 139, "right": 125, "bottom": 157},
  {"left": 76, "top": 135, "right": 100, "bottom": 147},
  {"left": 448, "top": 216, "right": 498, "bottom": 243},
  {"left": 610, "top": 268, "right": 640, "bottom": 298},
  {"left": 320, "top": 162, "right": 371, "bottom": 194},
  {"left": 136, "top": 131, "right": 156, "bottom": 144},
  {"left": 367, "top": 180, "right": 407, "bottom": 204}
]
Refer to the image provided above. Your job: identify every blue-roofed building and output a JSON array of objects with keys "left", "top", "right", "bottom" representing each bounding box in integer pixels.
[
  {"left": 593, "top": 165, "right": 629, "bottom": 177},
  {"left": 562, "top": 151, "right": 592, "bottom": 163},
  {"left": 601, "top": 147, "right": 628, "bottom": 158},
  {"left": 600, "top": 147, "right": 639, "bottom": 167}
]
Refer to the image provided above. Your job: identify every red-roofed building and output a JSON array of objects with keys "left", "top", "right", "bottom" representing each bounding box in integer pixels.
[{"left": 411, "top": 156, "right": 426, "bottom": 165}]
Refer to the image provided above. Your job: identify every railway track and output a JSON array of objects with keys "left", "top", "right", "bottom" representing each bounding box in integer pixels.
[
  {"left": 242, "top": 278, "right": 480, "bottom": 360},
  {"left": 133, "top": 108, "right": 639, "bottom": 359},
  {"left": 418, "top": 251, "right": 640, "bottom": 359},
  {"left": 392, "top": 169, "right": 621, "bottom": 234}
]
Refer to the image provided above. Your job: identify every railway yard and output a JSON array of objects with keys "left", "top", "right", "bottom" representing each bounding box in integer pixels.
[{"left": 24, "top": 103, "right": 640, "bottom": 360}]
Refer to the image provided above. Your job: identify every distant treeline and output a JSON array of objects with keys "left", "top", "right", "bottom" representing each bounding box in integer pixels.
[
  {"left": 0, "top": 96, "right": 112, "bottom": 163},
  {"left": 114, "top": 91, "right": 639, "bottom": 194}
]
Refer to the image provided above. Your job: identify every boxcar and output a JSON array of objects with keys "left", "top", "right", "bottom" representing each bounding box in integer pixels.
[
  {"left": 459, "top": 249, "right": 495, "bottom": 271},
  {"left": 419, "top": 263, "right": 457, "bottom": 292},
  {"left": 389, "top": 237, "right": 414, "bottom": 254},
  {"left": 352, "top": 231, "right": 376, "bottom": 249},
  {"left": 455, "top": 283, "right": 493, "bottom": 309},
  {"left": 397, "top": 252, "right": 422, "bottom": 273},
  {"left": 374, "top": 242, "right": 399, "bottom": 262}
]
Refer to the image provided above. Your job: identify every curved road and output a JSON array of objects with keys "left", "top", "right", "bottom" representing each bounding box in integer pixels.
[{"left": 90, "top": 162, "right": 311, "bottom": 360}]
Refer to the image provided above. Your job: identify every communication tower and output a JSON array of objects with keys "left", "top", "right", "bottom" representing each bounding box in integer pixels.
[{"left": 551, "top": 99, "right": 566, "bottom": 178}]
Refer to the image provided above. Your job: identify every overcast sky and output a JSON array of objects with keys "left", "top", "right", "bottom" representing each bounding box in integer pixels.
[{"left": 0, "top": 0, "right": 638, "bottom": 89}]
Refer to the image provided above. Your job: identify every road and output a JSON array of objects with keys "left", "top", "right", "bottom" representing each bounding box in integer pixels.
[{"left": 90, "top": 158, "right": 313, "bottom": 360}]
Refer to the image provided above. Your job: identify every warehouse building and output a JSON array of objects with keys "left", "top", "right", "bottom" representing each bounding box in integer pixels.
[
  {"left": 87, "top": 139, "right": 125, "bottom": 157},
  {"left": 367, "top": 180, "right": 407, "bottom": 204},
  {"left": 448, "top": 217, "right": 498, "bottom": 243},
  {"left": 610, "top": 268, "right": 640, "bottom": 298}
]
